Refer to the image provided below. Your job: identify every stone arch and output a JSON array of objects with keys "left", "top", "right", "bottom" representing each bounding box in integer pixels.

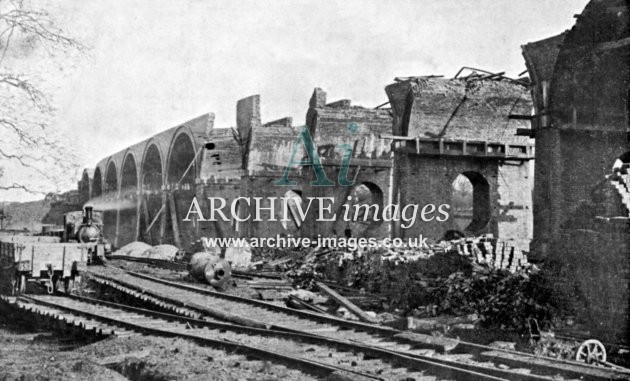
[
  {"left": 105, "top": 161, "right": 118, "bottom": 193},
  {"left": 164, "top": 130, "right": 198, "bottom": 247},
  {"left": 92, "top": 168, "right": 103, "bottom": 198},
  {"left": 341, "top": 182, "right": 384, "bottom": 238},
  {"left": 166, "top": 130, "right": 197, "bottom": 188},
  {"left": 140, "top": 143, "right": 164, "bottom": 244},
  {"left": 119, "top": 152, "right": 139, "bottom": 246},
  {"left": 78, "top": 169, "right": 91, "bottom": 206},
  {"left": 451, "top": 171, "right": 490, "bottom": 234},
  {"left": 103, "top": 161, "right": 118, "bottom": 244}
]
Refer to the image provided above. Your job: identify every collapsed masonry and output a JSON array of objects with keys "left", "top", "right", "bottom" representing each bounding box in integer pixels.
[
  {"left": 522, "top": 0, "right": 629, "bottom": 342},
  {"left": 385, "top": 77, "right": 534, "bottom": 251},
  {"left": 78, "top": 80, "right": 534, "bottom": 259}
]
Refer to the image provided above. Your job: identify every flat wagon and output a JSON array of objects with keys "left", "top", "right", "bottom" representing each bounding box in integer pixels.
[{"left": 0, "top": 235, "right": 89, "bottom": 294}]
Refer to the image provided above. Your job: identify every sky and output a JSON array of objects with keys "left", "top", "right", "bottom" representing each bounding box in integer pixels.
[{"left": 1, "top": 0, "right": 590, "bottom": 201}]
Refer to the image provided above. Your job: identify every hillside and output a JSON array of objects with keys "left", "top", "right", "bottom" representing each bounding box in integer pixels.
[{"left": 0, "top": 191, "right": 82, "bottom": 232}]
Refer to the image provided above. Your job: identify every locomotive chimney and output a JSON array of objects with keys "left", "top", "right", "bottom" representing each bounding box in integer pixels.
[{"left": 84, "top": 206, "right": 93, "bottom": 225}]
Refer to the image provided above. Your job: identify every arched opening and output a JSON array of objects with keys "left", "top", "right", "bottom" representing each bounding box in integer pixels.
[
  {"left": 281, "top": 190, "right": 303, "bottom": 233},
  {"left": 140, "top": 144, "right": 163, "bottom": 244},
  {"left": 166, "top": 133, "right": 197, "bottom": 247},
  {"left": 92, "top": 168, "right": 102, "bottom": 199},
  {"left": 78, "top": 170, "right": 91, "bottom": 206},
  {"left": 451, "top": 172, "right": 490, "bottom": 234},
  {"left": 340, "top": 182, "right": 383, "bottom": 238},
  {"left": 451, "top": 174, "right": 473, "bottom": 231},
  {"left": 119, "top": 154, "right": 138, "bottom": 246},
  {"left": 102, "top": 162, "right": 119, "bottom": 244},
  {"left": 167, "top": 133, "right": 196, "bottom": 188}
]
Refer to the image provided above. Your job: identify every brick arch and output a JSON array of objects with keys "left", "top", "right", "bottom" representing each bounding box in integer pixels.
[
  {"left": 164, "top": 127, "right": 200, "bottom": 247},
  {"left": 104, "top": 160, "right": 118, "bottom": 194},
  {"left": 92, "top": 167, "right": 103, "bottom": 198},
  {"left": 141, "top": 141, "right": 165, "bottom": 189},
  {"left": 451, "top": 171, "right": 490, "bottom": 234},
  {"left": 139, "top": 142, "right": 164, "bottom": 244},
  {"left": 121, "top": 152, "right": 139, "bottom": 186},
  {"left": 119, "top": 151, "right": 139, "bottom": 246},
  {"left": 102, "top": 160, "right": 119, "bottom": 244},
  {"left": 337, "top": 181, "right": 385, "bottom": 239},
  {"left": 79, "top": 169, "right": 91, "bottom": 205},
  {"left": 166, "top": 127, "right": 201, "bottom": 189}
]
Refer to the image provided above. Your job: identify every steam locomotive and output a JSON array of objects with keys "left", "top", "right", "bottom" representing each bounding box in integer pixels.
[{"left": 0, "top": 206, "right": 111, "bottom": 294}]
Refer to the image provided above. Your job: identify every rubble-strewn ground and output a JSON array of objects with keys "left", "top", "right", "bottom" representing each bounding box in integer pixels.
[
  {"left": 0, "top": 327, "right": 124, "bottom": 381},
  {"left": 0, "top": 319, "right": 316, "bottom": 381},
  {"left": 103, "top": 249, "right": 630, "bottom": 368},
  {"left": 103, "top": 259, "right": 262, "bottom": 299}
]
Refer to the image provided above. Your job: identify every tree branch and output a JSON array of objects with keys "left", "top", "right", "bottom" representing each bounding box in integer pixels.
[
  {"left": 0, "top": 1, "right": 86, "bottom": 64},
  {"left": 0, "top": 182, "right": 43, "bottom": 194},
  {"left": 0, "top": 0, "right": 86, "bottom": 197},
  {"left": 0, "top": 73, "right": 52, "bottom": 112}
]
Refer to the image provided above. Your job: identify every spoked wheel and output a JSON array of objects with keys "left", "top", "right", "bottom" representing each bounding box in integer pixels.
[{"left": 575, "top": 339, "right": 607, "bottom": 365}]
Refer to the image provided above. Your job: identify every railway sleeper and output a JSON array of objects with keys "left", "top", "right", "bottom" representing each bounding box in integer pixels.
[{"left": 84, "top": 268, "right": 630, "bottom": 381}]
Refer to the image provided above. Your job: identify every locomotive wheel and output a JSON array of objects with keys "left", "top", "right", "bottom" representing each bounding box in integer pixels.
[{"left": 575, "top": 339, "right": 606, "bottom": 365}]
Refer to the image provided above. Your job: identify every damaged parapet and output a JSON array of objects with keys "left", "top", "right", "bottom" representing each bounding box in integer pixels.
[
  {"left": 300, "top": 88, "right": 394, "bottom": 240},
  {"left": 307, "top": 88, "right": 393, "bottom": 162},
  {"left": 385, "top": 76, "right": 534, "bottom": 248}
]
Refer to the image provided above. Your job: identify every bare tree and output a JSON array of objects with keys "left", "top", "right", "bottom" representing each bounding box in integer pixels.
[{"left": 0, "top": 0, "right": 85, "bottom": 195}]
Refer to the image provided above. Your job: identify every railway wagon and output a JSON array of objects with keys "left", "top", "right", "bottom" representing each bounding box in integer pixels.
[{"left": 0, "top": 235, "right": 89, "bottom": 294}]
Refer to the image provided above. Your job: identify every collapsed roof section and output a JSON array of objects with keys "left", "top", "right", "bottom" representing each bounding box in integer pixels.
[{"left": 385, "top": 77, "right": 533, "bottom": 147}]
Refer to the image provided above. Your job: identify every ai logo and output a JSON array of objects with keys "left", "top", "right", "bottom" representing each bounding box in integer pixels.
[{"left": 275, "top": 123, "right": 359, "bottom": 187}]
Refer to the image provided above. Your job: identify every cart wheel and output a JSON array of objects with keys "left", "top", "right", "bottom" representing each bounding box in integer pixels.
[{"left": 575, "top": 339, "right": 606, "bottom": 365}]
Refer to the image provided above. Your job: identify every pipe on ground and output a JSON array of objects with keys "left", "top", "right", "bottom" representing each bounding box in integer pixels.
[{"left": 188, "top": 252, "right": 231, "bottom": 288}]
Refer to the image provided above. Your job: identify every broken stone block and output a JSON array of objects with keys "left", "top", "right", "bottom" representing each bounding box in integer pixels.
[{"left": 224, "top": 244, "right": 252, "bottom": 268}]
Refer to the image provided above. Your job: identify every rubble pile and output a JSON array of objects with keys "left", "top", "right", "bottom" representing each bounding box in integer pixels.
[
  {"left": 113, "top": 242, "right": 183, "bottom": 261},
  {"left": 255, "top": 235, "right": 559, "bottom": 332},
  {"left": 432, "top": 265, "right": 559, "bottom": 331}
]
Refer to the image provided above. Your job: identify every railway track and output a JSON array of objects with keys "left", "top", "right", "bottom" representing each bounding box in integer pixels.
[
  {"left": 86, "top": 264, "right": 629, "bottom": 381},
  {"left": 7, "top": 293, "right": 500, "bottom": 381}
]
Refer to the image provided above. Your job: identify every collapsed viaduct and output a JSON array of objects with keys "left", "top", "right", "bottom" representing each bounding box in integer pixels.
[
  {"left": 78, "top": 80, "right": 534, "bottom": 254},
  {"left": 78, "top": 114, "right": 215, "bottom": 248},
  {"left": 76, "top": 0, "right": 627, "bottom": 346}
]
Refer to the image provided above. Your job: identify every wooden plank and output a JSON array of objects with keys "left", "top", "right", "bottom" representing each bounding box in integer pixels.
[
  {"left": 315, "top": 281, "right": 378, "bottom": 324},
  {"left": 134, "top": 195, "right": 143, "bottom": 242},
  {"left": 168, "top": 192, "right": 182, "bottom": 249},
  {"left": 394, "top": 331, "right": 459, "bottom": 353},
  {"left": 141, "top": 196, "right": 151, "bottom": 245},
  {"left": 159, "top": 193, "right": 167, "bottom": 244}
]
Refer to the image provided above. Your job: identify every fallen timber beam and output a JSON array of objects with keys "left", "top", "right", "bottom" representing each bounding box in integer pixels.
[{"left": 316, "top": 281, "right": 378, "bottom": 324}]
